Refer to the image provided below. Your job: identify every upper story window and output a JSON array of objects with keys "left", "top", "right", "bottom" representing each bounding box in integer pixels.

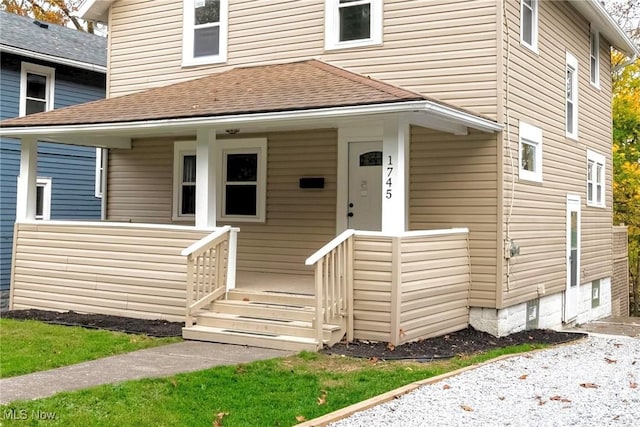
[
  {"left": 590, "top": 30, "right": 599, "bottom": 87},
  {"left": 325, "top": 0, "right": 383, "bottom": 50},
  {"left": 182, "top": 0, "right": 228, "bottom": 66},
  {"left": 20, "top": 62, "right": 55, "bottom": 116},
  {"left": 520, "top": 0, "right": 538, "bottom": 53},
  {"left": 566, "top": 51, "right": 579, "bottom": 140},
  {"left": 587, "top": 150, "right": 605, "bottom": 208},
  {"left": 519, "top": 121, "right": 543, "bottom": 182}
]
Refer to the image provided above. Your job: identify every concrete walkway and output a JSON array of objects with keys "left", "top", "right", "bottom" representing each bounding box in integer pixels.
[
  {"left": 0, "top": 341, "right": 292, "bottom": 404},
  {"left": 570, "top": 316, "right": 640, "bottom": 338}
]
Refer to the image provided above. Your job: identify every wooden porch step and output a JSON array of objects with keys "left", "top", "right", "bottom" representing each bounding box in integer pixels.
[
  {"left": 210, "top": 299, "right": 316, "bottom": 322},
  {"left": 226, "top": 289, "right": 315, "bottom": 307},
  {"left": 196, "top": 312, "right": 339, "bottom": 341},
  {"left": 182, "top": 325, "right": 320, "bottom": 352}
]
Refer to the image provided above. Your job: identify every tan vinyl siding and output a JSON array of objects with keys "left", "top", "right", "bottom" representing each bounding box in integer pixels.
[
  {"left": 11, "top": 222, "right": 208, "bottom": 321},
  {"left": 409, "top": 127, "right": 498, "bottom": 308},
  {"left": 108, "top": 0, "right": 498, "bottom": 118},
  {"left": 500, "top": 0, "right": 613, "bottom": 308},
  {"left": 352, "top": 235, "right": 393, "bottom": 342},
  {"left": 107, "top": 129, "right": 337, "bottom": 276},
  {"left": 399, "top": 233, "right": 470, "bottom": 343}
]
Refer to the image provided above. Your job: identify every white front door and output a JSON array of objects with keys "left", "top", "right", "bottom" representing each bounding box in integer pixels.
[
  {"left": 348, "top": 141, "right": 382, "bottom": 231},
  {"left": 564, "top": 195, "right": 581, "bottom": 322}
]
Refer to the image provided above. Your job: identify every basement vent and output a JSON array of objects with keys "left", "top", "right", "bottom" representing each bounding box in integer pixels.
[
  {"left": 592, "top": 279, "right": 601, "bottom": 308},
  {"left": 526, "top": 298, "right": 540, "bottom": 330}
]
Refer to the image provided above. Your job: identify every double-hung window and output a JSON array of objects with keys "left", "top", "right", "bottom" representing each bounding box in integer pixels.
[
  {"left": 218, "top": 139, "right": 267, "bottom": 222},
  {"left": 590, "top": 30, "right": 599, "bottom": 87},
  {"left": 182, "top": 0, "right": 228, "bottom": 66},
  {"left": 519, "top": 121, "right": 543, "bottom": 182},
  {"left": 586, "top": 150, "right": 605, "bottom": 207},
  {"left": 325, "top": 0, "right": 383, "bottom": 50},
  {"left": 19, "top": 62, "right": 55, "bottom": 116},
  {"left": 520, "top": 0, "right": 538, "bottom": 52},
  {"left": 565, "top": 52, "right": 578, "bottom": 139},
  {"left": 173, "top": 141, "right": 197, "bottom": 219}
]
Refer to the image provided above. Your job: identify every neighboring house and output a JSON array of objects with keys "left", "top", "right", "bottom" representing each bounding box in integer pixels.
[
  {"left": 0, "top": 1, "right": 637, "bottom": 350},
  {"left": 0, "top": 12, "right": 106, "bottom": 310}
]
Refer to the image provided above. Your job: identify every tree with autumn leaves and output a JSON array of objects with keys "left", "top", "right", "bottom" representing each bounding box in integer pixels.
[{"left": 1, "top": 0, "right": 94, "bottom": 32}]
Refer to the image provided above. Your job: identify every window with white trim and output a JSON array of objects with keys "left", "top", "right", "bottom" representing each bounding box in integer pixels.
[
  {"left": 95, "top": 148, "right": 105, "bottom": 198},
  {"left": 173, "top": 141, "right": 197, "bottom": 219},
  {"left": 217, "top": 139, "right": 267, "bottom": 222},
  {"left": 325, "top": 0, "right": 383, "bottom": 50},
  {"left": 36, "top": 177, "right": 52, "bottom": 220},
  {"left": 19, "top": 62, "right": 55, "bottom": 116},
  {"left": 520, "top": 0, "right": 538, "bottom": 52},
  {"left": 519, "top": 121, "right": 543, "bottom": 182},
  {"left": 566, "top": 51, "right": 578, "bottom": 139},
  {"left": 590, "top": 30, "right": 599, "bottom": 87},
  {"left": 587, "top": 150, "right": 605, "bottom": 207},
  {"left": 182, "top": 0, "right": 228, "bottom": 66}
]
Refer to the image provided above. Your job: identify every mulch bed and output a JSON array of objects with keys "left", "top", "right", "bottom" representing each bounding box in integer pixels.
[
  {"left": 322, "top": 327, "right": 585, "bottom": 360},
  {"left": 2, "top": 309, "right": 184, "bottom": 337},
  {"left": 2, "top": 309, "right": 585, "bottom": 357}
]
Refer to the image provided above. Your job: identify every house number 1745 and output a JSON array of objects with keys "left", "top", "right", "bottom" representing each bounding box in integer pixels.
[{"left": 386, "top": 156, "right": 393, "bottom": 199}]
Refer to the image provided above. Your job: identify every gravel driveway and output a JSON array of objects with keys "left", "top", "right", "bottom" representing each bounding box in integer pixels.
[{"left": 331, "top": 335, "right": 639, "bottom": 426}]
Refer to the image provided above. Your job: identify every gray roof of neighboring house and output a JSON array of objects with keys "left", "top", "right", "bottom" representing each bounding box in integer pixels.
[{"left": 0, "top": 11, "right": 107, "bottom": 68}]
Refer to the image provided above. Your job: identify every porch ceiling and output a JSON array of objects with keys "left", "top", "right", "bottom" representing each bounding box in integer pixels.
[{"left": 0, "top": 59, "right": 502, "bottom": 145}]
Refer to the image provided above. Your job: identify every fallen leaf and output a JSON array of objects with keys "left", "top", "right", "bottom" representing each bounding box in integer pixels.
[
  {"left": 399, "top": 328, "right": 406, "bottom": 338},
  {"left": 460, "top": 405, "right": 474, "bottom": 412},
  {"left": 580, "top": 383, "right": 599, "bottom": 389},
  {"left": 613, "top": 415, "right": 620, "bottom": 420},
  {"left": 550, "top": 395, "right": 562, "bottom": 401},
  {"left": 562, "top": 398, "right": 572, "bottom": 403},
  {"left": 295, "top": 415, "right": 306, "bottom": 422},
  {"left": 630, "top": 382, "right": 638, "bottom": 389},
  {"left": 534, "top": 396, "right": 546, "bottom": 406},
  {"left": 213, "top": 412, "right": 229, "bottom": 427},
  {"left": 498, "top": 396, "right": 505, "bottom": 401},
  {"left": 235, "top": 365, "right": 246, "bottom": 374},
  {"left": 317, "top": 390, "right": 327, "bottom": 405},
  {"left": 369, "top": 357, "right": 379, "bottom": 364},
  {"left": 614, "top": 343, "right": 623, "bottom": 348},
  {"left": 604, "top": 357, "right": 617, "bottom": 364},
  {"left": 171, "top": 379, "right": 177, "bottom": 388},
  {"left": 442, "top": 384, "right": 451, "bottom": 390},
  {"left": 519, "top": 374, "right": 528, "bottom": 380},
  {"left": 387, "top": 343, "right": 395, "bottom": 351}
]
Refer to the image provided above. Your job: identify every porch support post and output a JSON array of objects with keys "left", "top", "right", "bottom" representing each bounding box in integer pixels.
[
  {"left": 195, "top": 128, "right": 217, "bottom": 228},
  {"left": 381, "top": 116, "right": 409, "bottom": 233},
  {"left": 16, "top": 137, "right": 38, "bottom": 221}
]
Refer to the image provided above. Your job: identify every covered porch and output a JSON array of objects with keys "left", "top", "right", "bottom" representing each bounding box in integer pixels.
[{"left": 2, "top": 60, "right": 502, "bottom": 350}]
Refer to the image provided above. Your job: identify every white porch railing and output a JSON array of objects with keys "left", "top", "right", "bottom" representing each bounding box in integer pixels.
[
  {"left": 182, "top": 226, "right": 239, "bottom": 327},
  {"left": 305, "top": 229, "right": 355, "bottom": 347}
]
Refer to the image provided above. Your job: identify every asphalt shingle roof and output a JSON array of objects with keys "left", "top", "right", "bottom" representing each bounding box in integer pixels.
[
  {"left": 0, "top": 59, "right": 433, "bottom": 128},
  {"left": 0, "top": 11, "right": 106, "bottom": 67}
]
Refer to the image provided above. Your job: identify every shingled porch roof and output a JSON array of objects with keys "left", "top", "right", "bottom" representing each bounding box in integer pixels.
[{"left": 1, "top": 59, "right": 433, "bottom": 128}]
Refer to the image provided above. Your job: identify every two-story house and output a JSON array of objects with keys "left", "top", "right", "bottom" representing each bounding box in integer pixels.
[
  {"left": 0, "top": 12, "right": 106, "bottom": 311},
  {"left": 0, "top": 1, "right": 637, "bottom": 350}
]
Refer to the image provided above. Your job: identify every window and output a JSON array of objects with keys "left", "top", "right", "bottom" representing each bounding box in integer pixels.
[
  {"left": 19, "top": 62, "right": 55, "bottom": 117},
  {"left": 566, "top": 51, "right": 578, "bottom": 140},
  {"left": 218, "top": 139, "right": 267, "bottom": 222},
  {"left": 182, "top": 0, "right": 228, "bottom": 66},
  {"left": 590, "top": 30, "right": 599, "bottom": 87},
  {"left": 520, "top": 0, "right": 538, "bottom": 52},
  {"left": 173, "top": 141, "right": 197, "bottom": 219},
  {"left": 325, "top": 0, "right": 383, "bottom": 50},
  {"left": 519, "top": 121, "right": 543, "bottom": 182},
  {"left": 95, "top": 148, "right": 105, "bottom": 198},
  {"left": 587, "top": 150, "right": 605, "bottom": 207},
  {"left": 36, "top": 177, "right": 52, "bottom": 220}
]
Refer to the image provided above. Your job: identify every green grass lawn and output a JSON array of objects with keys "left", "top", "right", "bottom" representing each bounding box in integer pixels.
[
  {"left": 0, "top": 319, "right": 180, "bottom": 378},
  {"left": 0, "top": 343, "right": 545, "bottom": 427}
]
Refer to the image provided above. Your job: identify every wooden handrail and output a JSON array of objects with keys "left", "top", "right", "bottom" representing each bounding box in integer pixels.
[
  {"left": 305, "top": 229, "right": 355, "bottom": 266},
  {"left": 183, "top": 226, "right": 238, "bottom": 327}
]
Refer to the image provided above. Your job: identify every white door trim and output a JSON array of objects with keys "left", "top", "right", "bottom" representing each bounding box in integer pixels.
[{"left": 564, "top": 194, "right": 581, "bottom": 322}]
